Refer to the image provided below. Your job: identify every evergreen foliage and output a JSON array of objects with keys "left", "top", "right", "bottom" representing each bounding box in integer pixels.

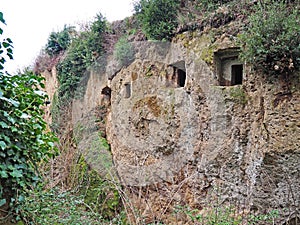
[
  {"left": 45, "top": 25, "right": 75, "bottom": 56},
  {"left": 134, "top": 0, "right": 180, "bottom": 40},
  {"left": 56, "top": 14, "right": 107, "bottom": 103}
]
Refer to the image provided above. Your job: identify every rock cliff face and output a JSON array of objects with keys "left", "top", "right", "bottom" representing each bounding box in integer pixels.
[
  {"left": 42, "top": 67, "right": 58, "bottom": 126},
  {"left": 43, "top": 30, "right": 300, "bottom": 224},
  {"left": 107, "top": 38, "right": 300, "bottom": 223}
]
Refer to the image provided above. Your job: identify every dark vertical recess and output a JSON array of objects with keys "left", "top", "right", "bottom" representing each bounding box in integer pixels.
[
  {"left": 231, "top": 64, "right": 243, "bottom": 85},
  {"left": 124, "top": 83, "right": 131, "bottom": 98},
  {"left": 177, "top": 69, "right": 186, "bottom": 87}
]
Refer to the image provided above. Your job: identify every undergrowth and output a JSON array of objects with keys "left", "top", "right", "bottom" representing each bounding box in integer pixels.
[
  {"left": 173, "top": 204, "right": 280, "bottom": 225},
  {"left": 20, "top": 188, "right": 103, "bottom": 225},
  {"left": 19, "top": 151, "right": 125, "bottom": 224}
]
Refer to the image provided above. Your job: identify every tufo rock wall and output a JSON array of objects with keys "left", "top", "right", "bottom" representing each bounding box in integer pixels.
[
  {"left": 106, "top": 34, "right": 300, "bottom": 223},
  {"left": 43, "top": 28, "right": 300, "bottom": 224}
]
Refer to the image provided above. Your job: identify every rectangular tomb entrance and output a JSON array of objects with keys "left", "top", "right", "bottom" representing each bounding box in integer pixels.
[{"left": 214, "top": 48, "right": 244, "bottom": 86}]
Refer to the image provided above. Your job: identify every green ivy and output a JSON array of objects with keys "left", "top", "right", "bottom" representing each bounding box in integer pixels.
[
  {"left": 0, "top": 13, "right": 58, "bottom": 217},
  {"left": 81, "top": 170, "right": 122, "bottom": 220},
  {"left": 0, "top": 70, "right": 58, "bottom": 208}
]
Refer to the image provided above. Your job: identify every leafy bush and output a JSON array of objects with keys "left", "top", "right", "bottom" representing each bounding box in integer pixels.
[
  {"left": 134, "top": 0, "right": 180, "bottom": 40},
  {"left": 33, "top": 26, "right": 75, "bottom": 74},
  {"left": 239, "top": 1, "right": 300, "bottom": 76},
  {"left": 203, "top": 0, "right": 234, "bottom": 4},
  {"left": 114, "top": 35, "right": 135, "bottom": 66},
  {"left": 0, "top": 12, "right": 58, "bottom": 218},
  {"left": 45, "top": 25, "right": 74, "bottom": 56}
]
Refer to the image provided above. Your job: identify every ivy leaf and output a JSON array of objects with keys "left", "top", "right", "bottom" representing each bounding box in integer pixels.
[
  {"left": 48, "top": 142, "right": 54, "bottom": 147},
  {"left": 0, "top": 12, "right": 5, "bottom": 24},
  {"left": 0, "top": 96, "right": 20, "bottom": 107},
  {"left": 15, "top": 164, "right": 26, "bottom": 170},
  {"left": 18, "top": 195, "right": 25, "bottom": 202},
  {"left": 0, "top": 57, "right": 6, "bottom": 64},
  {"left": 0, "top": 170, "right": 8, "bottom": 178},
  {"left": 20, "top": 113, "right": 31, "bottom": 119},
  {"left": 7, "top": 149, "right": 14, "bottom": 156},
  {"left": 1, "top": 134, "right": 10, "bottom": 143},
  {"left": 0, "top": 121, "right": 9, "bottom": 128},
  {"left": 8, "top": 116, "right": 16, "bottom": 124},
  {"left": 0, "top": 141, "right": 7, "bottom": 150},
  {"left": 7, "top": 164, "right": 14, "bottom": 170},
  {"left": 0, "top": 199, "right": 6, "bottom": 207},
  {"left": 40, "top": 83, "right": 45, "bottom": 88},
  {"left": 10, "top": 169, "right": 23, "bottom": 178},
  {"left": 33, "top": 124, "right": 42, "bottom": 130},
  {"left": 2, "top": 42, "right": 11, "bottom": 48},
  {"left": 11, "top": 127, "right": 18, "bottom": 132},
  {"left": 34, "top": 90, "right": 46, "bottom": 96},
  {"left": 7, "top": 53, "right": 13, "bottom": 60}
]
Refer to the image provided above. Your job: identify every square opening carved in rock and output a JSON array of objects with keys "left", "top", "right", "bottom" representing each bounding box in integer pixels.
[{"left": 214, "top": 48, "right": 244, "bottom": 86}]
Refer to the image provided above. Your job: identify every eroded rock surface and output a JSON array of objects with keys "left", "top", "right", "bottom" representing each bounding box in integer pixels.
[
  {"left": 106, "top": 39, "right": 300, "bottom": 223},
  {"left": 43, "top": 33, "right": 300, "bottom": 224}
]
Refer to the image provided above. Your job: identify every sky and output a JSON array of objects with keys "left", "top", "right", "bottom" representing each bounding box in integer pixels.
[{"left": 1, "top": 0, "right": 134, "bottom": 74}]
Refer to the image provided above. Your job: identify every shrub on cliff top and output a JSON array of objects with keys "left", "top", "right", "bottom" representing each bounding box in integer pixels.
[
  {"left": 134, "top": 0, "right": 180, "bottom": 40},
  {"left": 45, "top": 25, "right": 75, "bottom": 57},
  {"left": 56, "top": 13, "right": 107, "bottom": 103},
  {"left": 239, "top": 1, "right": 300, "bottom": 76},
  {"left": 114, "top": 35, "right": 135, "bottom": 67}
]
